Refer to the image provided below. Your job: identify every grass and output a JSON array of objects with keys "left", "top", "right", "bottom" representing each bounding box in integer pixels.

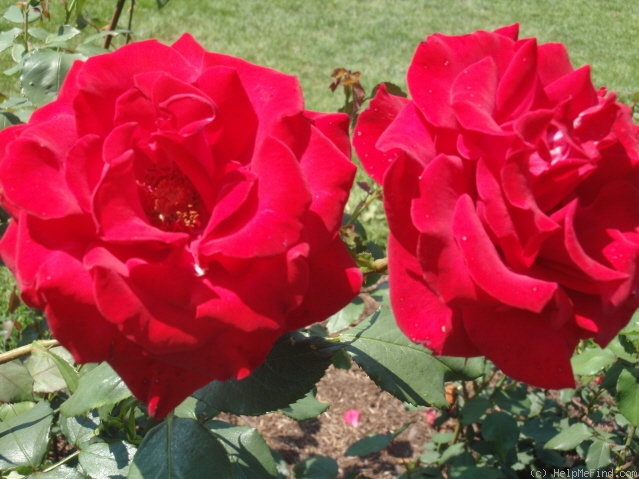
[
  {"left": 1, "top": 0, "right": 638, "bottom": 111},
  {"left": 126, "top": 0, "right": 639, "bottom": 111}
]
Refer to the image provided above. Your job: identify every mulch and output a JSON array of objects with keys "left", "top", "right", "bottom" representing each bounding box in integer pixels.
[{"left": 224, "top": 364, "right": 439, "bottom": 478}]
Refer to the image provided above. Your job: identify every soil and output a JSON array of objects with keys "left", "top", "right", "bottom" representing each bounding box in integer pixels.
[{"left": 224, "top": 364, "right": 439, "bottom": 478}]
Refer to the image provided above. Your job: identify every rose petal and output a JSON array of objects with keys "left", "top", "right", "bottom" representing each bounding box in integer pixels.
[
  {"left": 452, "top": 194, "right": 557, "bottom": 312},
  {"left": 353, "top": 83, "right": 409, "bottom": 184}
]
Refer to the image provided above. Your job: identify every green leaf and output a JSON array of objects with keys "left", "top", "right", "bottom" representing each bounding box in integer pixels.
[
  {"left": 24, "top": 346, "right": 70, "bottom": 394},
  {"left": 172, "top": 396, "right": 199, "bottom": 420},
  {"left": 78, "top": 441, "right": 135, "bottom": 479},
  {"left": 0, "top": 28, "right": 21, "bottom": 52},
  {"left": 128, "top": 416, "right": 231, "bottom": 479},
  {"left": 45, "top": 25, "right": 81, "bottom": 46},
  {"left": 326, "top": 297, "right": 364, "bottom": 334},
  {"left": 340, "top": 307, "right": 475, "bottom": 407},
  {"left": 481, "top": 412, "right": 519, "bottom": 462},
  {"left": 585, "top": 438, "right": 611, "bottom": 470},
  {"left": 571, "top": 346, "right": 616, "bottom": 376},
  {"left": 20, "top": 49, "right": 84, "bottom": 105},
  {"left": 438, "top": 356, "right": 485, "bottom": 382},
  {"left": 60, "top": 362, "right": 132, "bottom": 417},
  {"left": 156, "top": 0, "right": 171, "bottom": 8},
  {"left": 544, "top": 423, "right": 592, "bottom": 450},
  {"left": 344, "top": 432, "right": 394, "bottom": 457},
  {"left": 8, "top": 5, "right": 42, "bottom": 23},
  {"left": 293, "top": 456, "right": 338, "bottom": 479},
  {"left": 0, "top": 402, "right": 37, "bottom": 421},
  {"left": 520, "top": 418, "right": 560, "bottom": 444},
  {"left": 344, "top": 423, "right": 409, "bottom": 457},
  {"left": 0, "top": 361, "right": 33, "bottom": 402},
  {"left": 193, "top": 332, "right": 337, "bottom": 416},
  {"left": 207, "top": 420, "right": 279, "bottom": 478},
  {"left": 60, "top": 412, "right": 100, "bottom": 448},
  {"left": 4, "top": 5, "right": 28, "bottom": 23},
  {"left": 281, "top": 391, "right": 329, "bottom": 421},
  {"left": 27, "top": 27, "right": 51, "bottom": 41},
  {"left": 0, "top": 401, "right": 53, "bottom": 470},
  {"left": 616, "top": 368, "right": 639, "bottom": 425},
  {"left": 38, "top": 345, "right": 79, "bottom": 393},
  {"left": 460, "top": 396, "right": 491, "bottom": 425}
]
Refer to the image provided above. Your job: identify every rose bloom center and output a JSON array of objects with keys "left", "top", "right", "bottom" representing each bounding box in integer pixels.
[{"left": 137, "top": 166, "right": 207, "bottom": 234}]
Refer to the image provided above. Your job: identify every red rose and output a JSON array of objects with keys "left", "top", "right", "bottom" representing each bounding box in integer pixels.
[
  {"left": 0, "top": 35, "right": 362, "bottom": 417},
  {"left": 354, "top": 25, "right": 639, "bottom": 388}
]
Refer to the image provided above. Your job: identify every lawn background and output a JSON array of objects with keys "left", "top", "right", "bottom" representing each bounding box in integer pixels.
[
  {"left": 2, "top": 0, "right": 639, "bottom": 112},
  {"left": 127, "top": 0, "right": 638, "bottom": 112}
]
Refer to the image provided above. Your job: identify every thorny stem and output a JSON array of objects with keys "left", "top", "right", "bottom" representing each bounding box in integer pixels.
[
  {"left": 103, "top": 0, "right": 128, "bottom": 49},
  {"left": 0, "top": 339, "right": 59, "bottom": 364}
]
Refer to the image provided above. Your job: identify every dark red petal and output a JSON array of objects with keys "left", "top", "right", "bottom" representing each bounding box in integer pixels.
[
  {"left": 375, "top": 102, "right": 436, "bottom": 167},
  {"left": 0, "top": 116, "right": 81, "bottom": 218},
  {"left": 407, "top": 28, "right": 516, "bottom": 128},
  {"left": 544, "top": 66, "right": 598, "bottom": 120},
  {"left": 495, "top": 38, "right": 538, "bottom": 123},
  {"left": 389, "top": 233, "right": 479, "bottom": 356},
  {"left": 198, "top": 137, "right": 310, "bottom": 258},
  {"left": 298, "top": 120, "right": 355, "bottom": 242},
  {"left": 462, "top": 305, "right": 578, "bottom": 388},
  {"left": 93, "top": 143, "right": 188, "bottom": 244},
  {"left": 353, "top": 83, "right": 409, "bottom": 184},
  {"left": 451, "top": 56, "right": 501, "bottom": 133},
  {"left": 286, "top": 236, "right": 362, "bottom": 329},
  {"left": 412, "top": 154, "right": 478, "bottom": 301},
  {"left": 33, "top": 251, "right": 117, "bottom": 363},
  {"left": 452, "top": 194, "right": 557, "bottom": 312},
  {"left": 196, "top": 67, "right": 258, "bottom": 163},
  {"left": 73, "top": 40, "right": 196, "bottom": 137},
  {"left": 536, "top": 42, "right": 574, "bottom": 86}
]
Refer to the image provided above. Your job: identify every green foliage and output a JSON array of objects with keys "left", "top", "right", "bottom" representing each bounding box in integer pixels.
[
  {"left": 192, "top": 332, "right": 338, "bottom": 417},
  {"left": 293, "top": 456, "right": 338, "bottom": 479},
  {"left": 344, "top": 423, "right": 409, "bottom": 457},
  {"left": 0, "top": 401, "right": 53, "bottom": 470},
  {"left": 340, "top": 307, "right": 484, "bottom": 408},
  {"left": 129, "top": 416, "right": 230, "bottom": 478}
]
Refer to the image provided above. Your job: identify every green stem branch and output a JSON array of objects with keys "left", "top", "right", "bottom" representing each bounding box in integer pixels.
[{"left": 0, "top": 339, "right": 60, "bottom": 365}]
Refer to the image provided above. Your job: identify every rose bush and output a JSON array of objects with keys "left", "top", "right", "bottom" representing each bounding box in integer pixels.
[
  {"left": 0, "top": 34, "right": 362, "bottom": 418},
  {"left": 354, "top": 24, "right": 639, "bottom": 388}
]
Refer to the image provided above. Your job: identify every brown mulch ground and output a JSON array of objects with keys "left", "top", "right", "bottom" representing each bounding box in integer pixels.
[{"left": 224, "top": 364, "right": 439, "bottom": 478}]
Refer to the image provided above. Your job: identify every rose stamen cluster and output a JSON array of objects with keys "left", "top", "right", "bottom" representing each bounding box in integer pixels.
[
  {"left": 138, "top": 166, "right": 206, "bottom": 233},
  {"left": 354, "top": 24, "right": 639, "bottom": 388}
]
